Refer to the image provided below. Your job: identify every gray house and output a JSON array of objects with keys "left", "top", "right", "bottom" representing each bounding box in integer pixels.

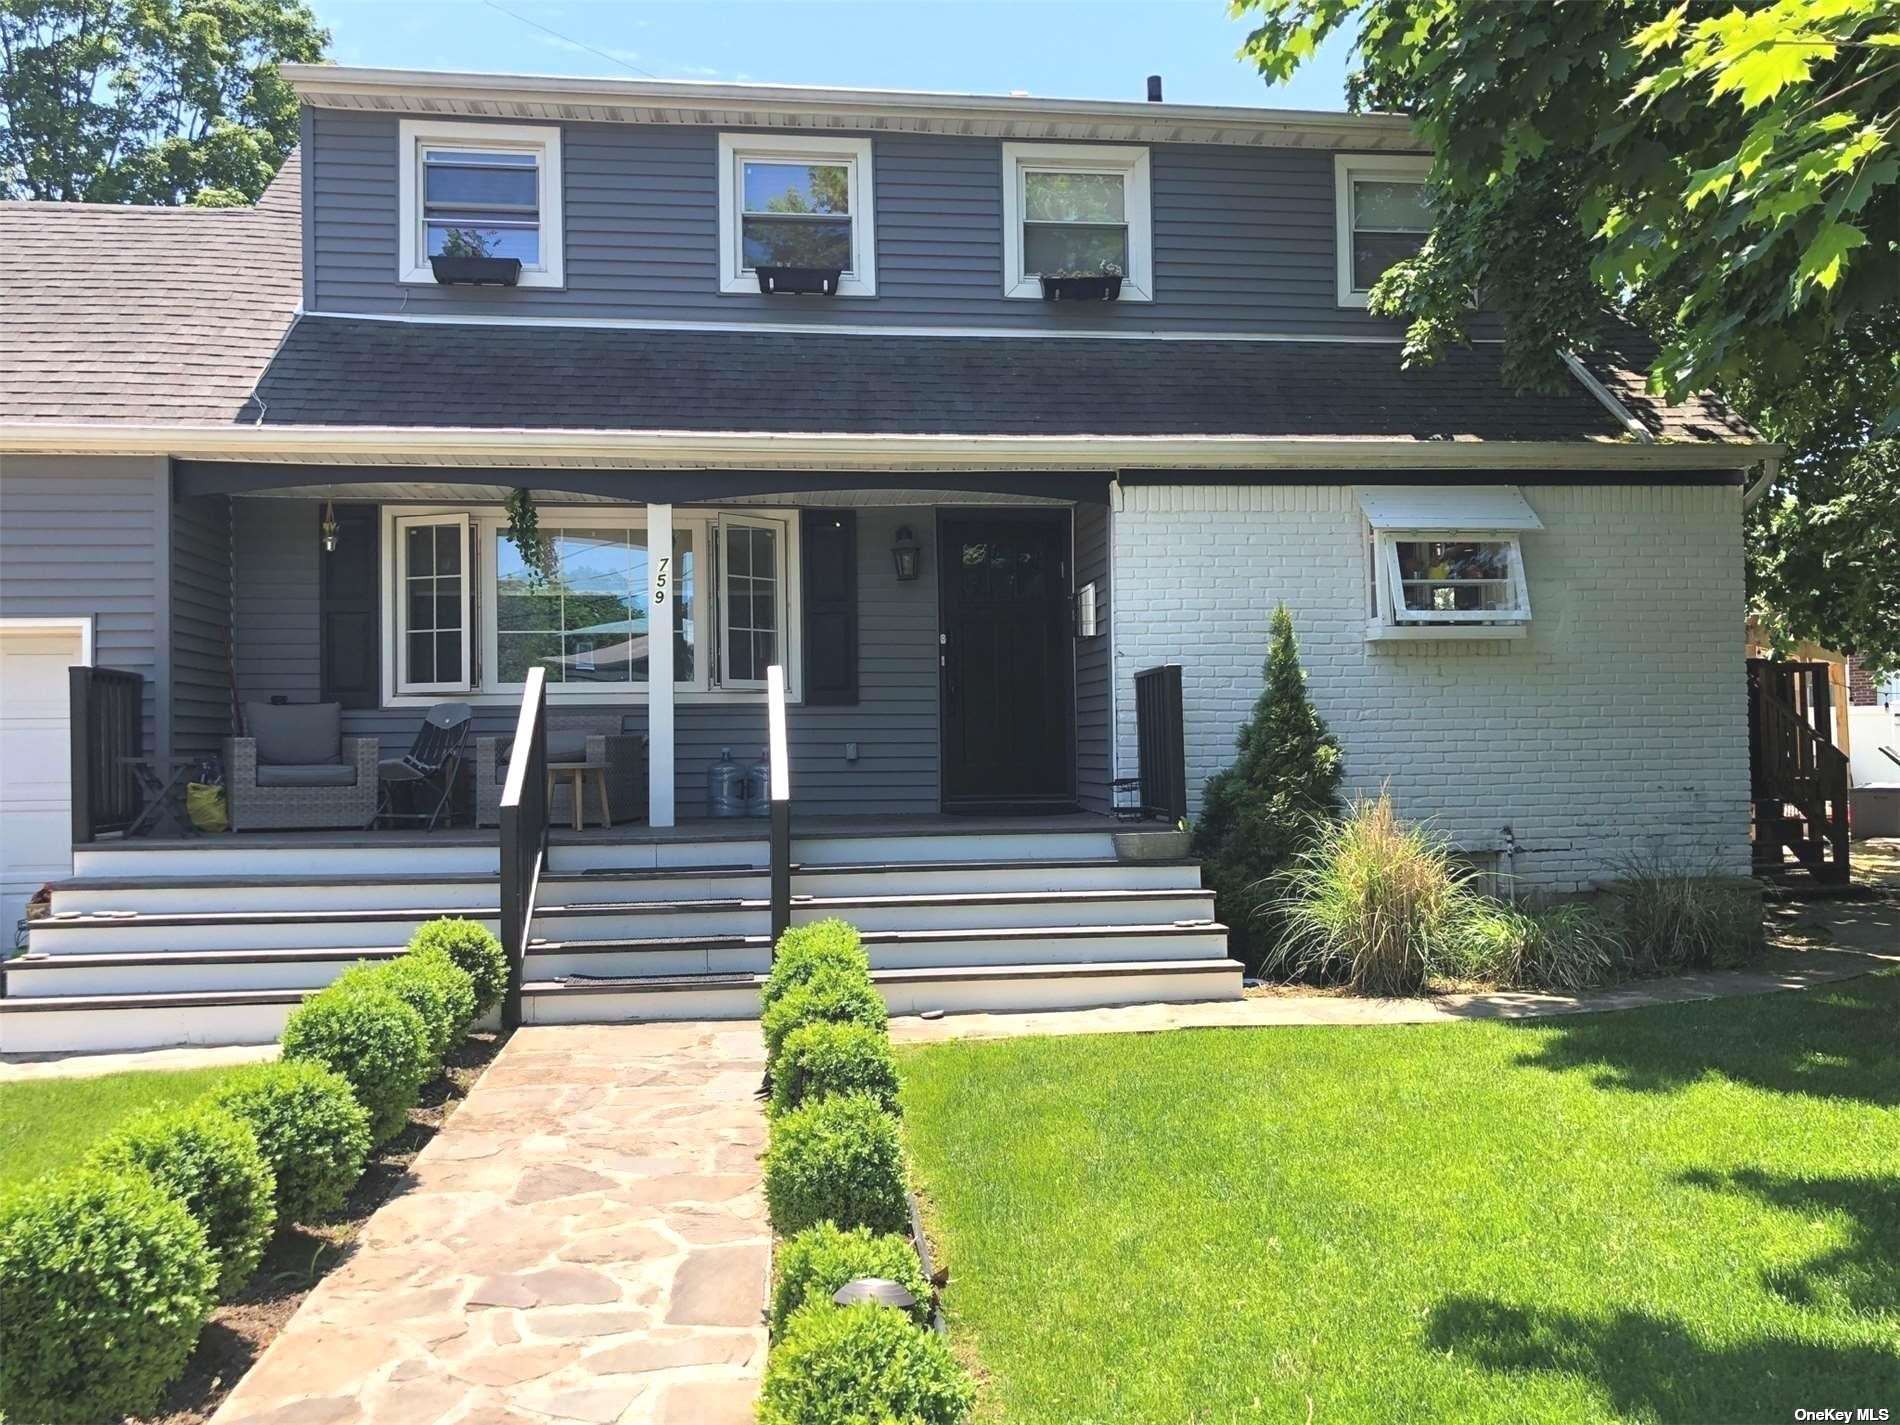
[{"left": 0, "top": 68, "right": 1770, "bottom": 1052}]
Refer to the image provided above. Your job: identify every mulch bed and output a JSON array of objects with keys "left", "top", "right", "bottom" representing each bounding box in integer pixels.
[{"left": 136, "top": 1029, "right": 510, "bottom": 1425}]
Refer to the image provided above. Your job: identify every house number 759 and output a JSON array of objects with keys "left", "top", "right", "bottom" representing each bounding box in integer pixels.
[{"left": 654, "top": 555, "right": 669, "bottom": 604}]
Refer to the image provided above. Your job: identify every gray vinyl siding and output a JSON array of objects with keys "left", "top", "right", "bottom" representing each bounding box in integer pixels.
[
  {"left": 170, "top": 495, "right": 233, "bottom": 758},
  {"left": 0, "top": 455, "right": 166, "bottom": 757},
  {"left": 1073, "top": 501, "right": 1112, "bottom": 814},
  {"left": 232, "top": 498, "right": 323, "bottom": 708},
  {"left": 309, "top": 108, "right": 1399, "bottom": 337}
]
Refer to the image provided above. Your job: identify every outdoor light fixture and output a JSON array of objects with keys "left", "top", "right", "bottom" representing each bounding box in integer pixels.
[
  {"left": 320, "top": 501, "right": 339, "bottom": 554},
  {"left": 832, "top": 1277, "right": 921, "bottom": 1312},
  {"left": 891, "top": 525, "right": 921, "bottom": 582}
]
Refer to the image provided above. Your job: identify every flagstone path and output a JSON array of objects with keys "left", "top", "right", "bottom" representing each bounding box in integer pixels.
[{"left": 211, "top": 1022, "right": 770, "bottom": 1425}]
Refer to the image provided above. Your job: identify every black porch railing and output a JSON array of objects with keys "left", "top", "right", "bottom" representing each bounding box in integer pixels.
[
  {"left": 767, "top": 664, "right": 792, "bottom": 950},
  {"left": 499, "top": 665, "right": 549, "bottom": 1028},
  {"left": 1134, "top": 664, "right": 1187, "bottom": 825},
  {"left": 70, "top": 666, "right": 144, "bottom": 843}
]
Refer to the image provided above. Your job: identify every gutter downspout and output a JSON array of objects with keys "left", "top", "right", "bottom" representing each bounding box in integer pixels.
[{"left": 1743, "top": 453, "right": 1781, "bottom": 509}]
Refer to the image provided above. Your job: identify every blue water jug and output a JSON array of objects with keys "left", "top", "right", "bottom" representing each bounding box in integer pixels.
[
  {"left": 707, "top": 747, "right": 746, "bottom": 818},
  {"left": 746, "top": 746, "right": 772, "bottom": 818}
]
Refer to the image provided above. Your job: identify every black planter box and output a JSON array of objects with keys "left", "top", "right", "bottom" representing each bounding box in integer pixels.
[
  {"left": 1039, "top": 273, "right": 1124, "bottom": 302},
  {"left": 756, "top": 265, "right": 842, "bottom": 296},
  {"left": 429, "top": 255, "right": 523, "bottom": 287}
]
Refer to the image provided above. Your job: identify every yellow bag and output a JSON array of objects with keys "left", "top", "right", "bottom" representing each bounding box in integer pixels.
[{"left": 186, "top": 782, "right": 229, "bottom": 833}]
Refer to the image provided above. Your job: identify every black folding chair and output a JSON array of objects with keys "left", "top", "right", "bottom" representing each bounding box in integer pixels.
[{"left": 375, "top": 702, "right": 473, "bottom": 830}]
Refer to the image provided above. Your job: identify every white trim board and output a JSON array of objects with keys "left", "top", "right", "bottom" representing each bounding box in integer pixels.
[{"left": 0, "top": 616, "right": 94, "bottom": 666}]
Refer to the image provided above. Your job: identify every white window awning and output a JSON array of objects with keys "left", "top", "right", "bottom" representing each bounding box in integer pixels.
[{"left": 1354, "top": 485, "right": 1544, "bottom": 532}]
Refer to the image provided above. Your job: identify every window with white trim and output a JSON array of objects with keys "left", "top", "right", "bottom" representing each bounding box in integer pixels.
[
  {"left": 1377, "top": 534, "right": 1531, "bottom": 624},
  {"left": 716, "top": 133, "right": 876, "bottom": 296},
  {"left": 398, "top": 119, "right": 564, "bottom": 288},
  {"left": 1334, "top": 154, "right": 1432, "bottom": 307},
  {"left": 1001, "top": 142, "right": 1152, "bottom": 300},
  {"left": 383, "top": 508, "right": 798, "bottom": 703}
]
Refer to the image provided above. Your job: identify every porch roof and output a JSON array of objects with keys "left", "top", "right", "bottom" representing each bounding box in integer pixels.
[{"left": 244, "top": 315, "right": 1757, "bottom": 446}]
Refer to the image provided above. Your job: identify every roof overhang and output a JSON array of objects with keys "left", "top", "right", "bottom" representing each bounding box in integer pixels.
[
  {"left": 0, "top": 424, "right": 1778, "bottom": 472},
  {"left": 280, "top": 65, "right": 1427, "bottom": 151}
]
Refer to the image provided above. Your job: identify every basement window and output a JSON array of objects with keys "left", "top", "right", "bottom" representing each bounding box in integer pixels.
[{"left": 1357, "top": 486, "right": 1540, "bottom": 640}]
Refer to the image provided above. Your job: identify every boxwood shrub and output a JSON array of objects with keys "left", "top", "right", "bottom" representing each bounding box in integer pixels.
[
  {"left": 87, "top": 1103, "right": 276, "bottom": 1299},
  {"left": 770, "top": 1020, "right": 902, "bottom": 1118},
  {"left": 333, "top": 953, "right": 474, "bottom": 1065},
  {"left": 770, "top": 1221, "right": 931, "bottom": 1337},
  {"left": 758, "top": 1302, "right": 974, "bottom": 1425},
  {"left": 763, "top": 1093, "right": 909, "bottom": 1237},
  {"left": 0, "top": 1167, "right": 217, "bottom": 1425},
  {"left": 761, "top": 918, "right": 871, "bottom": 1013},
  {"left": 762, "top": 962, "right": 888, "bottom": 1071},
  {"left": 280, "top": 981, "right": 433, "bottom": 1146},
  {"left": 206, "top": 1059, "right": 373, "bottom": 1224},
  {"left": 409, "top": 917, "right": 508, "bottom": 1017}
]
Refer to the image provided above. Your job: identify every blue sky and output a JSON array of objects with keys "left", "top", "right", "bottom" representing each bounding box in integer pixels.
[{"left": 307, "top": 0, "right": 1357, "bottom": 111}]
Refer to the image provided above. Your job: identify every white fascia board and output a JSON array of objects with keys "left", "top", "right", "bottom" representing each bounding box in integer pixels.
[{"left": 0, "top": 423, "right": 1776, "bottom": 471}]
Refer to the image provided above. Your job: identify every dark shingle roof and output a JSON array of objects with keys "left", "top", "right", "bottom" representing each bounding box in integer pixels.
[
  {"left": 0, "top": 153, "right": 302, "bottom": 425},
  {"left": 252, "top": 316, "right": 1737, "bottom": 442},
  {"left": 1576, "top": 329, "right": 1756, "bottom": 442}
]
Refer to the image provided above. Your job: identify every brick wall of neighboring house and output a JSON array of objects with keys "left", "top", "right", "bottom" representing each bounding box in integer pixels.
[
  {"left": 1110, "top": 481, "right": 1750, "bottom": 892},
  {"left": 1849, "top": 662, "right": 1879, "bottom": 706}
]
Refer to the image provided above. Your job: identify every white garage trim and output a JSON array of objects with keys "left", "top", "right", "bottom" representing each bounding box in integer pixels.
[{"left": 0, "top": 615, "right": 93, "bottom": 665}]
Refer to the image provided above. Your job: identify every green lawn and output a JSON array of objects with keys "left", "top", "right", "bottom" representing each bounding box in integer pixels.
[
  {"left": 899, "top": 971, "right": 1900, "bottom": 1424},
  {"left": 0, "top": 1065, "right": 247, "bottom": 1199}
]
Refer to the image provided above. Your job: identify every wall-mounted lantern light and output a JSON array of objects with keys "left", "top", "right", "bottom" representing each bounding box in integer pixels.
[
  {"left": 320, "top": 500, "right": 339, "bottom": 554},
  {"left": 892, "top": 525, "right": 921, "bottom": 582}
]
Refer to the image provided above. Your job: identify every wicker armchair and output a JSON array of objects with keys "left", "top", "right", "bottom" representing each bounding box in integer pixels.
[
  {"left": 224, "top": 701, "right": 380, "bottom": 831},
  {"left": 475, "top": 716, "right": 646, "bottom": 828}
]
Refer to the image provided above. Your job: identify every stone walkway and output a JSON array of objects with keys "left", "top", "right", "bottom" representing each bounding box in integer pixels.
[{"left": 211, "top": 1022, "right": 769, "bottom": 1425}]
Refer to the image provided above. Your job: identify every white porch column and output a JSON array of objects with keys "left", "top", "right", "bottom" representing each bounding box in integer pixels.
[{"left": 647, "top": 502, "right": 676, "bottom": 827}]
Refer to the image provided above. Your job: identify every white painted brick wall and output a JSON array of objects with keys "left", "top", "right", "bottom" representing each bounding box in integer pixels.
[{"left": 1111, "top": 483, "right": 1750, "bottom": 891}]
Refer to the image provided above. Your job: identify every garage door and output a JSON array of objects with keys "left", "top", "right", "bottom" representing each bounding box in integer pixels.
[{"left": 1, "top": 624, "right": 86, "bottom": 943}]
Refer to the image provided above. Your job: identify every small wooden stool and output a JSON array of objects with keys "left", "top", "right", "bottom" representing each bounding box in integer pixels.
[{"left": 546, "top": 761, "right": 611, "bottom": 831}]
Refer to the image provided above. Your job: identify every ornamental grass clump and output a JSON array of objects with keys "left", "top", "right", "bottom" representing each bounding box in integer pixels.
[
  {"left": 764, "top": 1093, "right": 910, "bottom": 1237},
  {"left": 0, "top": 1168, "right": 217, "bottom": 1425},
  {"left": 759, "top": 1301, "right": 975, "bottom": 1425},
  {"left": 1608, "top": 854, "right": 1764, "bottom": 974},
  {"left": 1441, "top": 900, "right": 1620, "bottom": 992},
  {"left": 408, "top": 917, "right": 508, "bottom": 1017},
  {"left": 770, "top": 1020, "right": 902, "bottom": 1118},
  {"left": 206, "top": 1059, "right": 373, "bottom": 1224},
  {"left": 1268, "top": 792, "right": 1470, "bottom": 995},
  {"left": 770, "top": 1221, "right": 932, "bottom": 1337},
  {"left": 762, "top": 919, "right": 872, "bottom": 1013},
  {"left": 86, "top": 1103, "right": 276, "bottom": 1300},
  {"left": 280, "top": 981, "right": 433, "bottom": 1145},
  {"left": 762, "top": 961, "right": 889, "bottom": 1072}
]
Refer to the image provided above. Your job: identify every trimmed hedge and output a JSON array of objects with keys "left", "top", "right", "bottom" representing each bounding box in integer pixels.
[
  {"left": 87, "top": 1103, "right": 276, "bottom": 1300},
  {"left": 770, "top": 1221, "right": 931, "bottom": 1337},
  {"left": 333, "top": 953, "right": 474, "bottom": 1065},
  {"left": 280, "top": 982, "right": 432, "bottom": 1145},
  {"left": 762, "top": 962, "right": 889, "bottom": 1071},
  {"left": 206, "top": 1060, "right": 373, "bottom": 1224},
  {"left": 0, "top": 1168, "right": 217, "bottom": 1425},
  {"left": 764, "top": 1093, "right": 909, "bottom": 1237},
  {"left": 759, "top": 1302, "right": 974, "bottom": 1425},
  {"left": 409, "top": 917, "right": 508, "bottom": 1016},
  {"left": 770, "top": 1020, "right": 902, "bottom": 1118},
  {"left": 762, "top": 919, "right": 872, "bottom": 1014}
]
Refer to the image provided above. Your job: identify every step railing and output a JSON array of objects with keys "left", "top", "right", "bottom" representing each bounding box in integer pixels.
[
  {"left": 499, "top": 665, "right": 549, "bottom": 1027},
  {"left": 70, "top": 667, "right": 144, "bottom": 843},
  {"left": 1749, "top": 668, "right": 1850, "bottom": 882},
  {"left": 767, "top": 663, "right": 792, "bottom": 951},
  {"left": 1134, "top": 664, "right": 1187, "bottom": 825}
]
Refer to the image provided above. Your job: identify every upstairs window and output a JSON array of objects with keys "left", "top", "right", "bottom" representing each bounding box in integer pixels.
[
  {"left": 398, "top": 119, "right": 564, "bottom": 288},
  {"left": 717, "top": 133, "right": 876, "bottom": 296},
  {"left": 1002, "top": 142, "right": 1152, "bottom": 300},
  {"left": 1334, "top": 154, "right": 1432, "bottom": 308}
]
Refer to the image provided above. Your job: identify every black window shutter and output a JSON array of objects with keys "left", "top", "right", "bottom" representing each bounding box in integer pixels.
[
  {"left": 801, "top": 509, "right": 858, "bottom": 706},
  {"left": 319, "top": 504, "right": 381, "bottom": 709}
]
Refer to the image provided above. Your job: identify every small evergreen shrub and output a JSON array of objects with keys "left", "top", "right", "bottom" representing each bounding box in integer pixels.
[
  {"left": 1268, "top": 792, "right": 1470, "bottom": 996},
  {"left": 206, "top": 1060, "right": 373, "bottom": 1223},
  {"left": 770, "top": 1221, "right": 931, "bottom": 1337},
  {"left": 1609, "top": 855, "right": 1764, "bottom": 974},
  {"left": 280, "top": 982, "right": 433, "bottom": 1145},
  {"left": 333, "top": 953, "right": 474, "bottom": 1064},
  {"left": 408, "top": 917, "right": 508, "bottom": 1016},
  {"left": 763, "top": 1093, "right": 909, "bottom": 1237},
  {"left": 1192, "top": 605, "right": 1345, "bottom": 970},
  {"left": 87, "top": 1104, "right": 275, "bottom": 1300},
  {"left": 762, "top": 962, "right": 888, "bottom": 1071},
  {"left": 759, "top": 1302, "right": 974, "bottom": 1425},
  {"left": 770, "top": 1019, "right": 902, "bottom": 1118},
  {"left": 0, "top": 1168, "right": 216, "bottom": 1425},
  {"left": 762, "top": 919, "right": 871, "bottom": 1013}
]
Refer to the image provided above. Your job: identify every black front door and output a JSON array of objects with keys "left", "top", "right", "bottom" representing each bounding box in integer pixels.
[{"left": 939, "top": 511, "right": 1075, "bottom": 811}]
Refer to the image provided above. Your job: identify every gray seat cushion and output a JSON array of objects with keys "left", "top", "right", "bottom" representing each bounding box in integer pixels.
[
  {"left": 255, "top": 762, "right": 356, "bottom": 788},
  {"left": 500, "top": 732, "right": 591, "bottom": 766},
  {"left": 246, "top": 702, "right": 343, "bottom": 766}
]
